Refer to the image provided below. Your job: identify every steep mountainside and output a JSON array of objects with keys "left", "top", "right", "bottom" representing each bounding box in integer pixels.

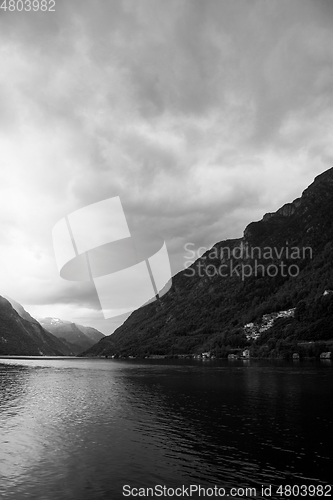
[
  {"left": 0, "top": 297, "right": 73, "bottom": 356},
  {"left": 4, "top": 296, "right": 39, "bottom": 324},
  {"left": 38, "top": 318, "right": 104, "bottom": 355},
  {"left": 82, "top": 168, "right": 333, "bottom": 358}
]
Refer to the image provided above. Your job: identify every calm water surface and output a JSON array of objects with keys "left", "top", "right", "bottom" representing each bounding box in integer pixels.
[{"left": 0, "top": 358, "right": 332, "bottom": 499}]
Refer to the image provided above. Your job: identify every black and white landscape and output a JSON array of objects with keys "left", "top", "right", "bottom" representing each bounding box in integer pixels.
[
  {"left": 1, "top": 1, "right": 333, "bottom": 499},
  {"left": 81, "top": 168, "right": 333, "bottom": 359},
  {"left": 0, "top": 296, "right": 104, "bottom": 355}
]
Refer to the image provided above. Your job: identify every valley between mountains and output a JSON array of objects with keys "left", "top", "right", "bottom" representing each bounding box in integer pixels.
[
  {"left": 0, "top": 296, "right": 104, "bottom": 356},
  {"left": 2, "top": 169, "right": 333, "bottom": 360}
]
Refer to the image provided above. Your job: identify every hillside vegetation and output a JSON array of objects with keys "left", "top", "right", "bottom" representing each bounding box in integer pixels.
[{"left": 81, "top": 169, "right": 333, "bottom": 359}]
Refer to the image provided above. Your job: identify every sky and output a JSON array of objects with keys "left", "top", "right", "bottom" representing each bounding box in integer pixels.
[{"left": 1, "top": 0, "right": 333, "bottom": 334}]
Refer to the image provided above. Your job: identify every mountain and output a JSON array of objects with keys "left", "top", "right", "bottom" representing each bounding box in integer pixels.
[
  {"left": 4, "top": 296, "right": 39, "bottom": 324},
  {"left": 0, "top": 298, "right": 105, "bottom": 356},
  {"left": 75, "top": 324, "right": 105, "bottom": 344},
  {"left": 38, "top": 317, "right": 104, "bottom": 355},
  {"left": 81, "top": 168, "right": 333, "bottom": 359},
  {"left": 0, "top": 296, "right": 73, "bottom": 356}
]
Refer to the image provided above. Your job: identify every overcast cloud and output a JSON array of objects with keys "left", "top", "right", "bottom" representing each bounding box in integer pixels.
[{"left": 1, "top": 0, "right": 333, "bottom": 333}]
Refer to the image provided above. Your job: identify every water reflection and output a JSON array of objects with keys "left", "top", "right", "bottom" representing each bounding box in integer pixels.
[
  {"left": 0, "top": 359, "right": 332, "bottom": 500},
  {"left": 114, "top": 362, "right": 333, "bottom": 487}
]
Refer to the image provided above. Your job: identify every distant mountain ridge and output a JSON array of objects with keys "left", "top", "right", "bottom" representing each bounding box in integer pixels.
[
  {"left": 0, "top": 296, "right": 72, "bottom": 356},
  {"left": 81, "top": 167, "right": 333, "bottom": 359},
  {"left": 38, "top": 317, "right": 104, "bottom": 355},
  {"left": 1, "top": 298, "right": 104, "bottom": 356}
]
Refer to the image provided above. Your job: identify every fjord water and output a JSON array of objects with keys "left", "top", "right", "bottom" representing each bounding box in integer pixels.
[{"left": 0, "top": 359, "right": 332, "bottom": 500}]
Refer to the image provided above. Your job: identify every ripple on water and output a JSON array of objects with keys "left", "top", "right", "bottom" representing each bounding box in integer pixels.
[{"left": 0, "top": 358, "right": 332, "bottom": 499}]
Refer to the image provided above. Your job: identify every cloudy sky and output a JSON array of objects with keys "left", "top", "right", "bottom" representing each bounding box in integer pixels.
[{"left": 1, "top": 0, "right": 332, "bottom": 334}]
